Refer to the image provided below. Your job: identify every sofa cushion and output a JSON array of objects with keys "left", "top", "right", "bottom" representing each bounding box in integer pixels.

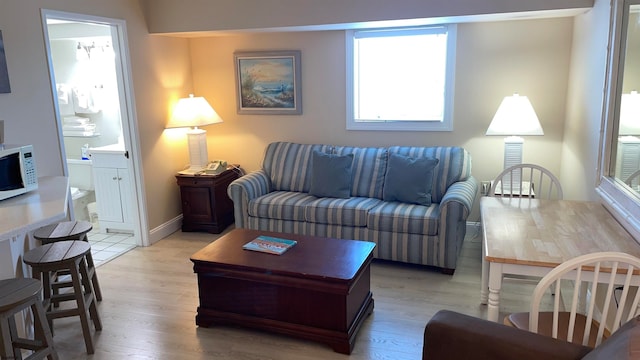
[
  {"left": 383, "top": 153, "right": 439, "bottom": 206},
  {"left": 304, "top": 197, "right": 382, "bottom": 227},
  {"left": 368, "top": 201, "right": 439, "bottom": 236},
  {"left": 333, "top": 146, "right": 388, "bottom": 199},
  {"left": 262, "top": 142, "right": 333, "bottom": 193},
  {"left": 388, "top": 146, "right": 471, "bottom": 203},
  {"left": 248, "top": 191, "right": 316, "bottom": 221},
  {"left": 309, "top": 151, "right": 354, "bottom": 198}
]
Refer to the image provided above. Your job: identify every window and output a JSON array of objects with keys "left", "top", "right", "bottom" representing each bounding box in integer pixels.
[{"left": 346, "top": 25, "right": 457, "bottom": 131}]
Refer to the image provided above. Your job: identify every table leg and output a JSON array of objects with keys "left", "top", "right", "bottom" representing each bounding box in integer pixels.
[
  {"left": 480, "top": 239, "right": 488, "bottom": 304},
  {"left": 487, "top": 262, "right": 503, "bottom": 322}
]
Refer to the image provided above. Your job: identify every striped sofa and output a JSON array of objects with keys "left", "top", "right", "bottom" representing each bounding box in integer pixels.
[{"left": 227, "top": 142, "right": 478, "bottom": 273}]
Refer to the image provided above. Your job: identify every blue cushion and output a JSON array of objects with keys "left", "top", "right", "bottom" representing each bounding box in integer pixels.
[
  {"left": 383, "top": 153, "right": 439, "bottom": 206},
  {"left": 309, "top": 151, "right": 354, "bottom": 198}
]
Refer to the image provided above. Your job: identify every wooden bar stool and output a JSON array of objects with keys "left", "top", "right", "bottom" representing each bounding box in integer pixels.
[
  {"left": 33, "top": 220, "right": 102, "bottom": 302},
  {"left": 0, "top": 278, "right": 58, "bottom": 360},
  {"left": 23, "top": 240, "right": 102, "bottom": 355}
]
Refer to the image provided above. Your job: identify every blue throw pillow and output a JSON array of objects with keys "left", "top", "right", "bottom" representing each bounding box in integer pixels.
[
  {"left": 383, "top": 153, "right": 439, "bottom": 206},
  {"left": 309, "top": 151, "right": 354, "bottom": 198}
]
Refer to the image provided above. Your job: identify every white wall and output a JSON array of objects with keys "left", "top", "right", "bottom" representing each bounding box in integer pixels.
[
  {"left": 188, "top": 17, "right": 574, "bottom": 221},
  {"left": 142, "top": 0, "right": 593, "bottom": 34},
  {"left": 0, "top": 0, "right": 193, "bottom": 231},
  {"left": 0, "top": 0, "right": 611, "bottom": 233},
  {"left": 561, "top": 0, "right": 611, "bottom": 201}
]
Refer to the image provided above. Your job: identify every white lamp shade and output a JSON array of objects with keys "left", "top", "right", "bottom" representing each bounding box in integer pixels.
[
  {"left": 620, "top": 91, "right": 640, "bottom": 135},
  {"left": 166, "top": 94, "right": 223, "bottom": 129},
  {"left": 486, "top": 94, "right": 544, "bottom": 136}
]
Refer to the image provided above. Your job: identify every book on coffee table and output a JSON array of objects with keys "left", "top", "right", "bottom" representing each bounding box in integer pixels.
[{"left": 242, "top": 235, "right": 297, "bottom": 255}]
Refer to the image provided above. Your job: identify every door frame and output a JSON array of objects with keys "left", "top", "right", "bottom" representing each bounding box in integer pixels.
[{"left": 40, "top": 9, "right": 150, "bottom": 246}]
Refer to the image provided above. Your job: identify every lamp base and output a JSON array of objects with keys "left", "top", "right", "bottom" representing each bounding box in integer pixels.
[
  {"left": 503, "top": 136, "right": 523, "bottom": 169},
  {"left": 186, "top": 127, "right": 209, "bottom": 172},
  {"left": 502, "top": 136, "right": 524, "bottom": 192}
]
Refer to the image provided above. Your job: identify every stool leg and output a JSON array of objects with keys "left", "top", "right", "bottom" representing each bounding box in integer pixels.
[
  {"left": 0, "top": 315, "right": 16, "bottom": 360},
  {"left": 79, "top": 259, "right": 101, "bottom": 331},
  {"left": 32, "top": 269, "right": 55, "bottom": 336},
  {"left": 70, "top": 261, "right": 95, "bottom": 354},
  {"left": 7, "top": 316, "right": 23, "bottom": 360},
  {"left": 31, "top": 299, "right": 58, "bottom": 360},
  {"left": 84, "top": 252, "right": 102, "bottom": 302}
]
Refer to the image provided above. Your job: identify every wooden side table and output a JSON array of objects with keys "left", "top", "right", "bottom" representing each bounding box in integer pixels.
[{"left": 175, "top": 167, "right": 240, "bottom": 234}]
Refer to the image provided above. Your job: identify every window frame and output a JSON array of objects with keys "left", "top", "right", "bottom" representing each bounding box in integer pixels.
[{"left": 345, "top": 25, "right": 457, "bottom": 131}]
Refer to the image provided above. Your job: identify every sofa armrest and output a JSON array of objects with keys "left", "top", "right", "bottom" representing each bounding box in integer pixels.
[
  {"left": 227, "top": 170, "right": 271, "bottom": 228},
  {"left": 436, "top": 176, "right": 478, "bottom": 270},
  {"left": 423, "top": 310, "right": 591, "bottom": 360},
  {"left": 439, "top": 175, "right": 478, "bottom": 218}
]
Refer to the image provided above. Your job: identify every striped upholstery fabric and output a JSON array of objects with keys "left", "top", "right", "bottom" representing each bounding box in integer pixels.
[
  {"left": 262, "top": 142, "right": 333, "bottom": 192},
  {"left": 227, "top": 170, "right": 271, "bottom": 228},
  {"left": 304, "top": 197, "right": 382, "bottom": 227},
  {"left": 388, "top": 146, "right": 471, "bottom": 203},
  {"left": 248, "top": 191, "right": 316, "bottom": 221},
  {"left": 333, "top": 146, "right": 388, "bottom": 199},
  {"left": 227, "top": 142, "right": 479, "bottom": 272},
  {"left": 367, "top": 202, "right": 439, "bottom": 235},
  {"left": 247, "top": 218, "right": 309, "bottom": 235}
]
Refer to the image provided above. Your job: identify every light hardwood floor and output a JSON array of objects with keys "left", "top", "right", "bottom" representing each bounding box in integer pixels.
[{"left": 50, "top": 226, "right": 535, "bottom": 359}]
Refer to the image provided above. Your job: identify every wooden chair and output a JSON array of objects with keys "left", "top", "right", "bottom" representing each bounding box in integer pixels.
[
  {"left": 624, "top": 169, "right": 640, "bottom": 190},
  {"left": 489, "top": 163, "right": 563, "bottom": 200},
  {"left": 505, "top": 252, "right": 640, "bottom": 348},
  {"left": 0, "top": 278, "right": 58, "bottom": 360},
  {"left": 33, "top": 220, "right": 102, "bottom": 302},
  {"left": 23, "top": 240, "right": 102, "bottom": 355}
]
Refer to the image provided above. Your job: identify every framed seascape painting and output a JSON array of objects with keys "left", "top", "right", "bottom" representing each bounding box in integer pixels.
[
  {"left": 0, "top": 30, "right": 11, "bottom": 94},
  {"left": 234, "top": 50, "right": 302, "bottom": 115}
]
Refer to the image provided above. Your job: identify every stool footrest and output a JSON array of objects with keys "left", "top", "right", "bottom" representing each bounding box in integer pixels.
[
  {"left": 47, "top": 293, "right": 96, "bottom": 320},
  {"left": 13, "top": 338, "right": 46, "bottom": 351},
  {"left": 50, "top": 292, "right": 78, "bottom": 304}
]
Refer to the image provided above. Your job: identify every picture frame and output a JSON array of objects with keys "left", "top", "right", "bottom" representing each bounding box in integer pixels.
[
  {"left": 234, "top": 50, "right": 302, "bottom": 115},
  {"left": 0, "top": 30, "right": 11, "bottom": 94}
]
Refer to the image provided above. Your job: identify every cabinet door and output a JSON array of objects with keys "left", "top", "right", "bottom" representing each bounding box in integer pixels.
[
  {"left": 93, "top": 167, "right": 123, "bottom": 223},
  {"left": 117, "top": 168, "right": 134, "bottom": 226},
  {"left": 181, "top": 186, "right": 213, "bottom": 223}
]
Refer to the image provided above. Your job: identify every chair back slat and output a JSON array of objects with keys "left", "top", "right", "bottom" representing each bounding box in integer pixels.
[
  {"left": 489, "top": 163, "right": 563, "bottom": 200},
  {"left": 528, "top": 252, "right": 640, "bottom": 347}
]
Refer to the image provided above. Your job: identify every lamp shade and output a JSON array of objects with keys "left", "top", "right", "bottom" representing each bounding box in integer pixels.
[
  {"left": 619, "top": 91, "right": 640, "bottom": 136},
  {"left": 166, "top": 94, "right": 223, "bottom": 129},
  {"left": 486, "top": 94, "right": 544, "bottom": 136}
]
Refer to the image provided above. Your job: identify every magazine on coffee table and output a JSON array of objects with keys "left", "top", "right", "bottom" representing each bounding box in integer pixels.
[{"left": 243, "top": 235, "right": 297, "bottom": 255}]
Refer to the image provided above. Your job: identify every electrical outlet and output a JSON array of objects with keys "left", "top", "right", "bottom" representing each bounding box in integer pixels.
[{"left": 481, "top": 181, "right": 491, "bottom": 196}]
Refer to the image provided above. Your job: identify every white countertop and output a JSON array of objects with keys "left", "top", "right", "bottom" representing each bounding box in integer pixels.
[
  {"left": 0, "top": 176, "right": 69, "bottom": 239},
  {"left": 90, "top": 143, "right": 125, "bottom": 154}
]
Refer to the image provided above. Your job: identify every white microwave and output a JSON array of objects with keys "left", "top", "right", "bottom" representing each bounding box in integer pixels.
[{"left": 0, "top": 144, "right": 38, "bottom": 201}]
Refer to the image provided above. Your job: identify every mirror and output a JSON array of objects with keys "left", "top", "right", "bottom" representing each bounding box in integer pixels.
[
  {"left": 614, "top": 4, "right": 640, "bottom": 192},
  {"left": 598, "top": 0, "right": 640, "bottom": 240}
]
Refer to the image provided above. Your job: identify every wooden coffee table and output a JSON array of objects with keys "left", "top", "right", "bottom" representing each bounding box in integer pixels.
[{"left": 190, "top": 228, "right": 376, "bottom": 354}]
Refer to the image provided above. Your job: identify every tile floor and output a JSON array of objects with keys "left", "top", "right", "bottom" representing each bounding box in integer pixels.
[{"left": 87, "top": 229, "right": 137, "bottom": 267}]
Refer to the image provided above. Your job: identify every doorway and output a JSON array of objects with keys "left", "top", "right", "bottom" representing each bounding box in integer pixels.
[{"left": 41, "top": 10, "right": 149, "bottom": 263}]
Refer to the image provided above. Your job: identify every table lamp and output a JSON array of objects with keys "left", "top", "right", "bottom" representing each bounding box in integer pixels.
[
  {"left": 619, "top": 91, "right": 640, "bottom": 136},
  {"left": 486, "top": 93, "right": 544, "bottom": 170},
  {"left": 617, "top": 90, "right": 640, "bottom": 184},
  {"left": 166, "top": 94, "right": 223, "bottom": 174}
]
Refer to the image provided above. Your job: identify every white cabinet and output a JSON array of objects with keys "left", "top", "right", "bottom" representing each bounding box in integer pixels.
[{"left": 91, "top": 146, "right": 134, "bottom": 233}]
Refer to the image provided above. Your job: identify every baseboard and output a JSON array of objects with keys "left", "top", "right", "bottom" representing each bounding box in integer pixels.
[{"left": 148, "top": 214, "right": 183, "bottom": 245}]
